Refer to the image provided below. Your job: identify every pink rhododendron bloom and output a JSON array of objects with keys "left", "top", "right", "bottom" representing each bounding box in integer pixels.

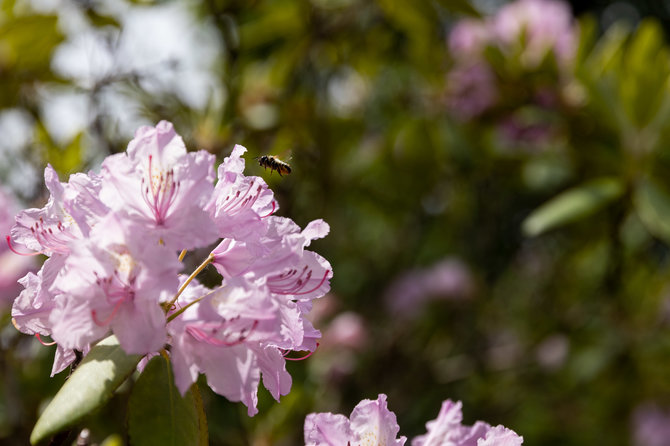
[
  {"left": 11, "top": 255, "right": 81, "bottom": 376},
  {"left": 100, "top": 120, "right": 218, "bottom": 250},
  {"left": 305, "top": 394, "right": 407, "bottom": 446},
  {"left": 9, "top": 120, "right": 333, "bottom": 418},
  {"left": 385, "top": 257, "right": 474, "bottom": 318},
  {"left": 305, "top": 397, "right": 522, "bottom": 446},
  {"left": 412, "top": 400, "right": 523, "bottom": 446},
  {"left": 322, "top": 312, "right": 367, "bottom": 350},
  {"left": 445, "top": 0, "right": 577, "bottom": 122},
  {"left": 632, "top": 403, "right": 670, "bottom": 446},
  {"left": 168, "top": 277, "right": 291, "bottom": 416},
  {"left": 205, "top": 144, "right": 277, "bottom": 242},
  {"left": 445, "top": 63, "right": 498, "bottom": 120},
  {"left": 49, "top": 214, "right": 181, "bottom": 354},
  {"left": 212, "top": 217, "right": 331, "bottom": 295},
  {"left": 449, "top": 19, "right": 491, "bottom": 59},
  {"left": 0, "top": 187, "right": 35, "bottom": 303},
  {"left": 493, "top": 0, "right": 576, "bottom": 68},
  {"left": 12, "top": 166, "right": 107, "bottom": 255}
]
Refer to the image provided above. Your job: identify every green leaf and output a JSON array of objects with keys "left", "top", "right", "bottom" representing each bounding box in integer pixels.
[
  {"left": 30, "top": 335, "right": 142, "bottom": 445},
  {"left": 432, "top": 0, "right": 480, "bottom": 17},
  {"left": 634, "top": 178, "right": 670, "bottom": 244},
  {"left": 127, "top": 355, "right": 207, "bottom": 446},
  {"left": 522, "top": 178, "right": 624, "bottom": 236}
]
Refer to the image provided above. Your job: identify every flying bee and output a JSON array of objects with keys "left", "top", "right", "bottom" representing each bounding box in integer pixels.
[{"left": 256, "top": 155, "right": 292, "bottom": 176}]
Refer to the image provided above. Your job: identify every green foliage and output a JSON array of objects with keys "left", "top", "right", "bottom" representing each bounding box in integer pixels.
[
  {"left": 634, "top": 178, "right": 670, "bottom": 244},
  {"left": 128, "top": 355, "right": 207, "bottom": 446},
  {"left": 522, "top": 178, "right": 624, "bottom": 236},
  {"left": 30, "top": 336, "right": 141, "bottom": 445}
]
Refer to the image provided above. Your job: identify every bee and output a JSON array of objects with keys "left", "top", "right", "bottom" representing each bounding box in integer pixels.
[{"left": 256, "top": 155, "right": 292, "bottom": 176}]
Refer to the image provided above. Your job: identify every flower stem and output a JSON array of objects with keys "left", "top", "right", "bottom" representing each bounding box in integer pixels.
[
  {"left": 167, "top": 254, "right": 214, "bottom": 310},
  {"left": 167, "top": 285, "right": 220, "bottom": 323}
]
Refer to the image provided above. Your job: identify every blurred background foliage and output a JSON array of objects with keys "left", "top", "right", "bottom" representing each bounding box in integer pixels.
[{"left": 4, "top": 0, "right": 670, "bottom": 444}]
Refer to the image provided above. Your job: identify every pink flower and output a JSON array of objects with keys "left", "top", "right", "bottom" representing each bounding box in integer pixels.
[
  {"left": 385, "top": 258, "right": 474, "bottom": 318},
  {"left": 322, "top": 312, "right": 367, "bottom": 351},
  {"left": 449, "top": 19, "right": 491, "bottom": 59},
  {"left": 0, "top": 186, "right": 35, "bottom": 303},
  {"left": 445, "top": 63, "right": 498, "bottom": 120},
  {"left": 49, "top": 214, "right": 181, "bottom": 354},
  {"left": 12, "top": 166, "right": 107, "bottom": 255},
  {"left": 205, "top": 144, "right": 277, "bottom": 242},
  {"left": 632, "top": 403, "right": 670, "bottom": 446},
  {"left": 168, "top": 277, "right": 291, "bottom": 416},
  {"left": 9, "top": 121, "right": 334, "bottom": 419},
  {"left": 100, "top": 121, "right": 218, "bottom": 250},
  {"left": 11, "top": 255, "right": 81, "bottom": 376},
  {"left": 493, "top": 0, "right": 576, "bottom": 68},
  {"left": 305, "top": 394, "right": 407, "bottom": 446},
  {"left": 412, "top": 400, "right": 523, "bottom": 446}
]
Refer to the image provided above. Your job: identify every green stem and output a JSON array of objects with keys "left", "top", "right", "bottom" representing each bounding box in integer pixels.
[
  {"left": 167, "top": 254, "right": 214, "bottom": 310},
  {"left": 167, "top": 286, "right": 221, "bottom": 323}
]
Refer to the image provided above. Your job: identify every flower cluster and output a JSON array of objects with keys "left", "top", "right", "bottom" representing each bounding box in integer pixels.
[
  {"left": 304, "top": 394, "right": 523, "bottom": 446},
  {"left": 9, "top": 121, "right": 332, "bottom": 415},
  {"left": 446, "top": 0, "right": 578, "bottom": 129}
]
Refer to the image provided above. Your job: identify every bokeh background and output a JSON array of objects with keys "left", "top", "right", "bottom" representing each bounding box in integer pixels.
[{"left": 3, "top": 0, "right": 670, "bottom": 444}]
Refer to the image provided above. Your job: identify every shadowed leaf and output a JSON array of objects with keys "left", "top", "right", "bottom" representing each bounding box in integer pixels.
[{"left": 523, "top": 177, "right": 624, "bottom": 236}]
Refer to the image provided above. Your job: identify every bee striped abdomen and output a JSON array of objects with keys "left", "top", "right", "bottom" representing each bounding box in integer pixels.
[{"left": 257, "top": 155, "right": 292, "bottom": 176}]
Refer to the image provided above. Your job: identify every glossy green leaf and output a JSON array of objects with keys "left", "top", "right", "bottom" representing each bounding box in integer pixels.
[
  {"left": 127, "top": 355, "right": 207, "bottom": 446},
  {"left": 522, "top": 177, "right": 624, "bottom": 236},
  {"left": 30, "top": 336, "right": 142, "bottom": 445},
  {"left": 634, "top": 178, "right": 670, "bottom": 244}
]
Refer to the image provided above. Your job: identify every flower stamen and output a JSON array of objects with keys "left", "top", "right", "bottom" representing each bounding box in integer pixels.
[
  {"left": 6, "top": 235, "right": 42, "bottom": 256},
  {"left": 186, "top": 320, "right": 258, "bottom": 346},
  {"left": 35, "top": 333, "right": 57, "bottom": 346}
]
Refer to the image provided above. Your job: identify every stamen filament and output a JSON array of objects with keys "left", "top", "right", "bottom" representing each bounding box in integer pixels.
[
  {"left": 178, "top": 249, "right": 187, "bottom": 262},
  {"left": 6, "top": 236, "right": 41, "bottom": 256},
  {"left": 260, "top": 201, "right": 277, "bottom": 218},
  {"left": 284, "top": 344, "right": 319, "bottom": 361},
  {"left": 35, "top": 333, "right": 57, "bottom": 346},
  {"left": 91, "top": 300, "right": 124, "bottom": 326}
]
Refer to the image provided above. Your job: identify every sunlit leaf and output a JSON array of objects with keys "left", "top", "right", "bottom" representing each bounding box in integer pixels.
[
  {"left": 30, "top": 336, "right": 142, "bottom": 445},
  {"left": 522, "top": 177, "right": 624, "bottom": 236},
  {"left": 127, "top": 355, "right": 207, "bottom": 446},
  {"left": 0, "top": 15, "right": 64, "bottom": 72},
  {"left": 634, "top": 178, "right": 670, "bottom": 245}
]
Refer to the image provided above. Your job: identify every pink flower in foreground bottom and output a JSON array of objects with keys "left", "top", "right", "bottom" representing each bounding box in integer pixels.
[
  {"left": 305, "top": 395, "right": 522, "bottom": 446},
  {"left": 305, "top": 394, "right": 407, "bottom": 446},
  {"left": 412, "top": 400, "right": 523, "bottom": 446}
]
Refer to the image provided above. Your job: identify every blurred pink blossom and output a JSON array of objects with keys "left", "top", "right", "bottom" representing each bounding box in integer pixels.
[
  {"left": 449, "top": 19, "right": 491, "bottom": 59},
  {"left": 305, "top": 394, "right": 407, "bottom": 446},
  {"left": 494, "top": 0, "right": 576, "bottom": 68},
  {"left": 446, "top": 0, "right": 577, "bottom": 121},
  {"left": 632, "top": 404, "right": 670, "bottom": 446},
  {"left": 446, "top": 63, "right": 499, "bottom": 120},
  {"left": 385, "top": 258, "right": 474, "bottom": 318},
  {"left": 413, "top": 399, "right": 523, "bottom": 446},
  {"left": 322, "top": 312, "right": 368, "bottom": 351}
]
